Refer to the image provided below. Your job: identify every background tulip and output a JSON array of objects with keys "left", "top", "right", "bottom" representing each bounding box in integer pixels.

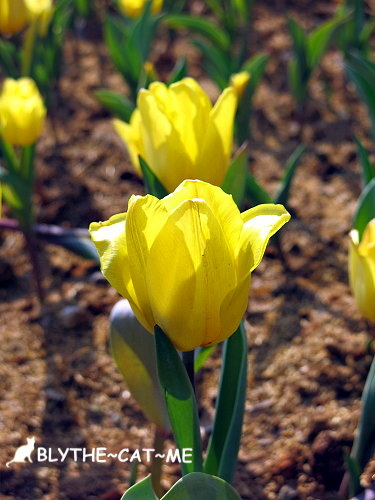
[
  {"left": 0, "top": 78, "right": 46, "bottom": 146},
  {"left": 24, "top": 0, "right": 54, "bottom": 35},
  {"left": 118, "top": 0, "right": 163, "bottom": 19},
  {"left": 90, "top": 180, "right": 290, "bottom": 351},
  {"left": 113, "top": 78, "right": 238, "bottom": 192},
  {"left": 349, "top": 219, "right": 375, "bottom": 322},
  {"left": 0, "top": 0, "right": 28, "bottom": 35}
]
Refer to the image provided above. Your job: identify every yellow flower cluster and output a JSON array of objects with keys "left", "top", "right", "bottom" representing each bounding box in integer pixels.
[
  {"left": 90, "top": 180, "right": 290, "bottom": 351},
  {"left": 0, "top": 78, "right": 46, "bottom": 146}
]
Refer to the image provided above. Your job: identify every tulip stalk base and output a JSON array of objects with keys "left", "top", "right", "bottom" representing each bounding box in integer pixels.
[{"left": 151, "top": 427, "right": 166, "bottom": 498}]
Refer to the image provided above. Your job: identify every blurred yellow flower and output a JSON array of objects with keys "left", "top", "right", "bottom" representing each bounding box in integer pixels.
[
  {"left": 24, "top": 0, "right": 54, "bottom": 35},
  {"left": 0, "top": 78, "right": 46, "bottom": 146},
  {"left": 90, "top": 180, "right": 290, "bottom": 351},
  {"left": 118, "top": 0, "right": 163, "bottom": 18},
  {"left": 0, "top": 0, "right": 28, "bottom": 35},
  {"left": 114, "top": 78, "right": 238, "bottom": 192},
  {"left": 230, "top": 71, "right": 250, "bottom": 99},
  {"left": 349, "top": 219, "right": 375, "bottom": 322}
]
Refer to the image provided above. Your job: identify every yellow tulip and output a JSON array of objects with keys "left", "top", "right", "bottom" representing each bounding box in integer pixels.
[
  {"left": 0, "top": 0, "right": 28, "bottom": 35},
  {"left": 24, "top": 0, "right": 54, "bottom": 35},
  {"left": 349, "top": 219, "right": 375, "bottom": 322},
  {"left": 230, "top": 71, "right": 250, "bottom": 99},
  {"left": 0, "top": 78, "right": 46, "bottom": 146},
  {"left": 90, "top": 180, "right": 290, "bottom": 351},
  {"left": 113, "top": 78, "right": 237, "bottom": 192},
  {"left": 118, "top": 0, "right": 163, "bottom": 18}
]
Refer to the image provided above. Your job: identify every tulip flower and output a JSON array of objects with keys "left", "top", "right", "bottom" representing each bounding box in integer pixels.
[
  {"left": 118, "top": 0, "right": 163, "bottom": 19},
  {"left": 113, "top": 78, "right": 237, "bottom": 193},
  {"left": 0, "top": 78, "right": 46, "bottom": 146},
  {"left": 349, "top": 219, "right": 375, "bottom": 322},
  {"left": 24, "top": 0, "right": 54, "bottom": 35},
  {"left": 0, "top": 0, "right": 28, "bottom": 35},
  {"left": 230, "top": 71, "right": 250, "bottom": 99},
  {"left": 90, "top": 180, "right": 290, "bottom": 351}
]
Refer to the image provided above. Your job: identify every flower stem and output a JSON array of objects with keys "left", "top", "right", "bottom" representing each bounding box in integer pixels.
[
  {"left": 182, "top": 350, "right": 195, "bottom": 392},
  {"left": 22, "top": 21, "right": 38, "bottom": 77},
  {"left": 151, "top": 427, "right": 166, "bottom": 498}
]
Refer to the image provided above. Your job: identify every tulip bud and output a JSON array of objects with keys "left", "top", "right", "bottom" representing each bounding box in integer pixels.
[
  {"left": 349, "top": 219, "right": 375, "bottom": 322},
  {"left": 0, "top": 78, "right": 46, "bottom": 146},
  {"left": 113, "top": 78, "right": 238, "bottom": 192},
  {"left": 90, "top": 180, "right": 290, "bottom": 351},
  {"left": 118, "top": 0, "right": 163, "bottom": 19},
  {"left": 110, "top": 299, "right": 169, "bottom": 430},
  {"left": 24, "top": 0, "right": 54, "bottom": 35},
  {"left": 230, "top": 71, "right": 250, "bottom": 99},
  {"left": 0, "top": 0, "right": 28, "bottom": 35}
]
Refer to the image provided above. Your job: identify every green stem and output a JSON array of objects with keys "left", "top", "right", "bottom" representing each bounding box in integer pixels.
[
  {"left": 151, "top": 427, "right": 166, "bottom": 498},
  {"left": 22, "top": 21, "right": 38, "bottom": 77},
  {"left": 182, "top": 350, "right": 195, "bottom": 393}
]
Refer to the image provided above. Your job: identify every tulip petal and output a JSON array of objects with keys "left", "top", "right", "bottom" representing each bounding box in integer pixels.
[
  {"left": 350, "top": 226, "right": 375, "bottom": 322},
  {"left": 146, "top": 198, "right": 236, "bottom": 351},
  {"left": 113, "top": 112, "right": 144, "bottom": 175},
  {"left": 169, "top": 79, "right": 211, "bottom": 162},
  {"left": 89, "top": 214, "right": 148, "bottom": 327},
  {"left": 196, "top": 87, "right": 237, "bottom": 185},
  {"left": 138, "top": 89, "right": 192, "bottom": 191},
  {"left": 238, "top": 204, "right": 291, "bottom": 277},
  {"left": 126, "top": 194, "right": 169, "bottom": 330},
  {"left": 162, "top": 180, "right": 243, "bottom": 255}
]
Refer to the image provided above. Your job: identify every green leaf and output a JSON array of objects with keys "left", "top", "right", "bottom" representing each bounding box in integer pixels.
[
  {"left": 345, "top": 453, "right": 362, "bottom": 498},
  {"left": 204, "top": 323, "right": 247, "bottom": 482},
  {"left": 95, "top": 89, "right": 135, "bottom": 122},
  {"left": 345, "top": 52, "right": 375, "bottom": 140},
  {"left": 192, "top": 39, "right": 231, "bottom": 87},
  {"left": 354, "top": 137, "right": 375, "bottom": 187},
  {"left": 162, "top": 472, "right": 242, "bottom": 499},
  {"left": 194, "top": 345, "right": 216, "bottom": 373},
  {"left": 110, "top": 299, "right": 169, "bottom": 430},
  {"left": 139, "top": 156, "right": 169, "bottom": 197},
  {"left": 245, "top": 171, "right": 272, "bottom": 206},
  {"left": 121, "top": 475, "right": 158, "bottom": 500},
  {"left": 167, "top": 57, "right": 188, "bottom": 85},
  {"left": 275, "top": 143, "right": 306, "bottom": 206},
  {"left": 41, "top": 233, "right": 100, "bottom": 261},
  {"left": 164, "top": 15, "right": 230, "bottom": 51},
  {"left": 353, "top": 178, "right": 375, "bottom": 240},
  {"left": 0, "top": 39, "right": 19, "bottom": 78},
  {"left": 221, "top": 147, "right": 248, "bottom": 207},
  {"left": 307, "top": 14, "right": 348, "bottom": 69},
  {"left": 235, "top": 53, "right": 269, "bottom": 143},
  {"left": 287, "top": 17, "right": 308, "bottom": 65},
  {"left": 351, "top": 355, "right": 375, "bottom": 472},
  {"left": 155, "top": 326, "right": 203, "bottom": 475}
]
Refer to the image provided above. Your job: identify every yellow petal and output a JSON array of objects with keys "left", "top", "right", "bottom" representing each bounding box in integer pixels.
[
  {"left": 89, "top": 213, "right": 149, "bottom": 328},
  {"left": 126, "top": 194, "right": 169, "bottom": 330},
  {"left": 197, "top": 87, "right": 237, "bottom": 185},
  {"left": 162, "top": 180, "right": 244, "bottom": 254},
  {"left": 137, "top": 88, "right": 191, "bottom": 191},
  {"left": 349, "top": 229, "right": 375, "bottom": 322},
  {"left": 113, "top": 113, "right": 143, "bottom": 176},
  {"left": 146, "top": 198, "right": 236, "bottom": 351},
  {"left": 237, "top": 204, "right": 291, "bottom": 278}
]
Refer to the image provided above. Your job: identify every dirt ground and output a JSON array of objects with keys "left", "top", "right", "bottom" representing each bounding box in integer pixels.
[{"left": 1, "top": 1, "right": 375, "bottom": 499}]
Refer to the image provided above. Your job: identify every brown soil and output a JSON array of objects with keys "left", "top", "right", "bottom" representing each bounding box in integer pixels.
[{"left": 1, "top": 2, "right": 375, "bottom": 499}]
